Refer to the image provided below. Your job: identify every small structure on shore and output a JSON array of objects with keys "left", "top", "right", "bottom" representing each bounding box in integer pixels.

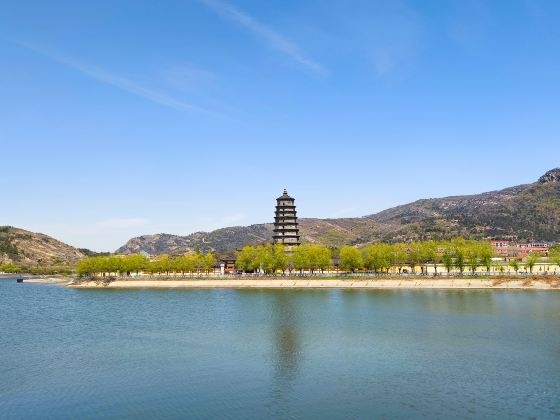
[{"left": 273, "top": 189, "right": 301, "bottom": 253}]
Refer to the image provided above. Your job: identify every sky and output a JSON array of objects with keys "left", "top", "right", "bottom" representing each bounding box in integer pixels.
[{"left": 1, "top": 0, "right": 559, "bottom": 251}]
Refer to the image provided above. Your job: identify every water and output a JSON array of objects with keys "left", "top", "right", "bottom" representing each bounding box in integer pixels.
[{"left": 1, "top": 280, "right": 559, "bottom": 419}]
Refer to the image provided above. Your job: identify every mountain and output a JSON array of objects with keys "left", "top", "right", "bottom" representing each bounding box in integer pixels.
[
  {"left": 116, "top": 168, "right": 560, "bottom": 255},
  {"left": 117, "top": 226, "right": 273, "bottom": 256},
  {"left": 0, "top": 226, "right": 87, "bottom": 266}
]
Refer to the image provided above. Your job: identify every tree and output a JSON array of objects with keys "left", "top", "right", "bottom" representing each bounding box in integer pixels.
[
  {"left": 452, "top": 238, "right": 466, "bottom": 274},
  {"left": 422, "top": 241, "right": 439, "bottom": 275},
  {"left": 292, "top": 245, "right": 310, "bottom": 273},
  {"left": 408, "top": 242, "right": 424, "bottom": 274},
  {"left": 76, "top": 257, "right": 98, "bottom": 276},
  {"left": 253, "top": 244, "right": 274, "bottom": 273},
  {"left": 466, "top": 241, "right": 480, "bottom": 275},
  {"left": 550, "top": 247, "right": 560, "bottom": 272},
  {"left": 494, "top": 261, "right": 505, "bottom": 274},
  {"left": 152, "top": 255, "right": 170, "bottom": 275},
  {"left": 236, "top": 246, "right": 257, "bottom": 273},
  {"left": 525, "top": 252, "right": 541, "bottom": 273},
  {"left": 362, "top": 244, "right": 391, "bottom": 273},
  {"left": 183, "top": 254, "right": 197, "bottom": 275},
  {"left": 203, "top": 252, "right": 216, "bottom": 274},
  {"left": 391, "top": 243, "right": 408, "bottom": 274},
  {"left": 478, "top": 242, "right": 494, "bottom": 273},
  {"left": 509, "top": 258, "right": 520, "bottom": 274},
  {"left": 309, "top": 245, "right": 332, "bottom": 273},
  {"left": 339, "top": 246, "right": 363, "bottom": 273},
  {"left": 441, "top": 242, "right": 454, "bottom": 275},
  {"left": 271, "top": 244, "right": 288, "bottom": 273},
  {"left": 194, "top": 252, "right": 205, "bottom": 274}
]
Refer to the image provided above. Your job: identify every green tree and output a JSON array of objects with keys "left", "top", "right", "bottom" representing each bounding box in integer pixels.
[
  {"left": 362, "top": 244, "right": 391, "bottom": 273},
  {"left": 441, "top": 242, "right": 454, "bottom": 274},
  {"left": 479, "top": 242, "right": 494, "bottom": 272},
  {"left": 391, "top": 243, "right": 408, "bottom": 274},
  {"left": 422, "top": 240, "right": 439, "bottom": 275},
  {"left": 452, "top": 238, "right": 466, "bottom": 274},
  {"left": 509, "top": 258, "right": 520, "bottom": 274},
  {"left": 408, "top": 242, "right": 424, "bottom": 274},
  {"left": 525, "top": 252, "right": 541, "bottom": 273},
  {"left": 466, "top": 241, "right": 480, "bottom": 274},
  {"left": 272, "top": 244, "right": 288, "bottom": 273},
  {"left": 305, "top": 244, "right": 332, "bottom": 274},
  {"left": 186, "top": 254, "right": 198, "bottom": 275},
  {"left": 76, "top": 257, "right": 98, "bottom": 276},
  {"left": 495, "top": 262, "right": 505, "bottom": 274},
  {"left": 203, "top": 252, "right": 216, "bottom": 274},
  {"left": 129, "top": 254, "right": 149, "bottom": 275},
  {"left": 292, "top": 245, "right": 310, "bottom": 273},
  {"left": 254, "top": 245, "right": 274, "bottom": 273},
  {"left": 339, "top": 246, "right": 363, "bottom": 273},
  {"left": 194, "top": 252, "right": 205, "bottom": 274},
  {"left": 236, "top": 246, "right": 257, "bottom": 273},
  {"left": 550, "top": 247, "right": 560, "bottom": 272}
]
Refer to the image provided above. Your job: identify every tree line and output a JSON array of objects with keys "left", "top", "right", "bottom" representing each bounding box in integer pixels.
[
  {"left": 236, "top": 244, "right": 332, "bottom": 273},
  {"left": 338, "top": 239, "right": 494, "bottom": 274},
  {"left": 76, "top": 252, "right": 216, "bottom": 276},
  {"left": 237, "top": 239, "right": 560, "bottom": 274},
  {"left": 0, "top": 263, "right": 74, "bottom": 275}
]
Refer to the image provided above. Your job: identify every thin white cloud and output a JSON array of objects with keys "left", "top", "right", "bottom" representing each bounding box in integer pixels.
[
  {"left": 16, "top": 42, "right": 216, "bottom": 115},
  {"left": 200, "top": 0, "right": 326, "bottom": 76},
  {"left": 96, "top": 218, "right": 148, "bottom": 229}
]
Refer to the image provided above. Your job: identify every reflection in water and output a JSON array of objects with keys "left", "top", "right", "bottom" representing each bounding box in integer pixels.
[
  {"left": 271, "top": 292, "right": 300, "bottom": 381},
  {"left": 422, "top": 290, "right": 496, "bottom": 315},
  {"left": 269, "top": 291, "right": 302, "bottom": 416},
  {"left": 275, "top": 324, "right": 299, "bottom": 380}
]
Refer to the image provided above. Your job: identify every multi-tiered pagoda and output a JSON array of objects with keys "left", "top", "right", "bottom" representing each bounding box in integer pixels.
[{"left": 273, "top": 189, "right": 301, "bottom": 252}]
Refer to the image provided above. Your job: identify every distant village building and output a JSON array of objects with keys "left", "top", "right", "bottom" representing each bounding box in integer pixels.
[
  {"left": 273, "top": 189, "right": 301, "bottom": 253},
  {"left": 491, "top": 240, "right": 549, "bottom": 259}
]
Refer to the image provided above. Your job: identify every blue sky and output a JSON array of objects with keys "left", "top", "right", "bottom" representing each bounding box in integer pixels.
[{"left": 1, "top": 0, "right": 559, "bottom": 251}]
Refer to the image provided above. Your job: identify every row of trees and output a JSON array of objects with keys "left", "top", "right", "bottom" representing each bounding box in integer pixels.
[
  {"left": 76, "top": 252, "right": 216, "bottom": 276},
  {"left": 0, "top": 263, "right": 74, "bottom": 275},
  {"left": 236, "top": 244, "right": 332, "bottom": 273},
  {"left": 339, "top": 239, "right": 495, "bottom": 274},
  {"left": 73, "top": 241, "right": 560, "bottom": 277},
  {"left": 238, "top": 239, "right": 560, "bottom": 275}
]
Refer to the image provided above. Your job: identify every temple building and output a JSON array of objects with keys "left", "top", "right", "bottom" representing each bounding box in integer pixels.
[{"left": 273, "top": 189, "right": 301, "bottom": 252}]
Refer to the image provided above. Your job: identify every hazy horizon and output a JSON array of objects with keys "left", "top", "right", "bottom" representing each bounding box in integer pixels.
[{"left": 1, "top": 0, "right": 559, "bottom": 251}]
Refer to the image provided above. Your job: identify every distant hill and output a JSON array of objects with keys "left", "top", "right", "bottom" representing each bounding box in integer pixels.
[
  {"left": 117, "top": 226, "right": 273, "bottom": 256},
  {"left": 0, "top": 226, "right": 86, "bottom": 266},
  {"left": 116, "top": 168, "right": 560, "bottom": 255}
]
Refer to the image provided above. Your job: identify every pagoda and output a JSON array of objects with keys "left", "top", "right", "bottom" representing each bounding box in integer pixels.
[{"left": 273, "top": 189, "right": 301, "bottom": 252}]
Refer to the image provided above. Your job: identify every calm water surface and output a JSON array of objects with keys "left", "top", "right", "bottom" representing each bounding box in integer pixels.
[{"left": 1, "top": 280, "right": 559, "bottom": 419}]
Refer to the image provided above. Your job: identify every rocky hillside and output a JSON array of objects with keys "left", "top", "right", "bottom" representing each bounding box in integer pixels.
[
  {"left": 118, "top": 225, "right": 273, "bottom": 256},
  {"left": 116, "top": 168, "right": 560, "bottom": 255},
  {"left": 0, "top": 226, "right": 86, "bottom": 266}
]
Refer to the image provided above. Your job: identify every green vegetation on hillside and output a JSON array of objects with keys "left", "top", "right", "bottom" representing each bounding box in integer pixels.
[{"left": 0, "top": 228, "right": 19, "bottom": 256}]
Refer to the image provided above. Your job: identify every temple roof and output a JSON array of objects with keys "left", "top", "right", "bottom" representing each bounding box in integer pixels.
[{"left": 276, "top": 188, "right": 294, "bottom": 200}]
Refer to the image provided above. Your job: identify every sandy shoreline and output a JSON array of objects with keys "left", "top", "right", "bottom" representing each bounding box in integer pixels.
[{"left": 68, "top": 278, "right": 560, "bottom": 290}]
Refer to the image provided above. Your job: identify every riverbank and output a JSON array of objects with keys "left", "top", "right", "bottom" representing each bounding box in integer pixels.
[{"left": 68, "top": 276, "right": 560, "bottom": 290}]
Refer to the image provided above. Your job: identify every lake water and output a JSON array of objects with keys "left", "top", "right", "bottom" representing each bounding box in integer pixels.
[{"left": 1, "top": 280, "right": 560, "bottom": 419}]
